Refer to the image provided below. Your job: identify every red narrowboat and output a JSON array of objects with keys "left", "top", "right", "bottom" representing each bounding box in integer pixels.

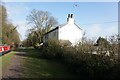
[{"left": 0, "top": 44, "right": 10, "bottom": 55}]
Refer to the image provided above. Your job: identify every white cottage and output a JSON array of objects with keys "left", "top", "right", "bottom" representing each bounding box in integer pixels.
[{"left": 43, "top": 14, "right": 82, "bottom": 45}]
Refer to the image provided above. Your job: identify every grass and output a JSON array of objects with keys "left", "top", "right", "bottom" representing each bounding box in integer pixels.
[
  {"left": 17, "top": 48, "right": 77, "bottom": 78},
  {"left": 1, "top": 51, "right": 15, "bottom": 72}
]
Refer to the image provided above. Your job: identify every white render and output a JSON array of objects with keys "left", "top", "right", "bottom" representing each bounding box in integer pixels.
[{"left": 43, "top": 14, "right": 82, "bottom": 45}]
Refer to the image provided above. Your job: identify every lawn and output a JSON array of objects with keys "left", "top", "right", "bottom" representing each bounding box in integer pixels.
[
  {"left": 17, "top": 48, "right": 77, "bottom": 78},
  {"left": 1, "top": 51, "right": 15, "bottom": 72},
  {"left": 0, "top": 51, "right": 15, "bottom": 78}
]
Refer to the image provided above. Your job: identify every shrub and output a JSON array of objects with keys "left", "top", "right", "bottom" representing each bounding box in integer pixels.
[
  {"left": 41, "top": 39, "right": 120, "bottom": 79},
  {"left": 41, "top": 40, "right": 63, "bottom": 59}
]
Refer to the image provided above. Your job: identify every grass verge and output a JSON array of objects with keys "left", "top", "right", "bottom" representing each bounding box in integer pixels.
[
  {"left": 1, "top": 51, "right": 15, "bottom": 72},
  {"left": 18, "top": 48, "right": 77, "bottom": 78}
]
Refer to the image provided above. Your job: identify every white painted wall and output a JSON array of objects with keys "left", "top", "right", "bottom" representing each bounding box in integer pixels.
[
  {"left": 43, "top": 28, "right": 59, "bottom": 43},
  {"left": 59, "top": 21, "right": 82, "bottom": 45},
  {"left": 48, "top": 29, "right": 59, "bottom": 40},
  {"left": 43, "top": 14, "right": 82, "bottom": 45}
]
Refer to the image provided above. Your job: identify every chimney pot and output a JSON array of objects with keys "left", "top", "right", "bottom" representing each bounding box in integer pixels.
[
  {"left": 67, "top": 14, "right": 74, "bottom": 23},
  {"left": 71, "top": 14, "right": 73, "bottom": 18},
  {"left": 68, "top": 14, "right": 70, "bottom": 18}
]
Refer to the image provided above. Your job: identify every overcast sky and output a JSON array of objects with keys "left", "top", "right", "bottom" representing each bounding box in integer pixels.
[{"left": 4, "top": 2, "right": 118, "bottom": 41}]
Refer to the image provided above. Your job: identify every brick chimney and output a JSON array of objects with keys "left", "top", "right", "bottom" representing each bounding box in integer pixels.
[{"left": 67, "top": 14, "right": 74, "bottom": 24}]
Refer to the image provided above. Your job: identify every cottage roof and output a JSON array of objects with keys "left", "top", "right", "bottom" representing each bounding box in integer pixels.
[
  {"left": 43, "top": 14, "right": 82, "bottom": 36},
  {"left": 43, "top": 22, "right": 82, "bottom": 36},
  {"left": 43, "top": 26, "right": 59, "bottom": 35}
]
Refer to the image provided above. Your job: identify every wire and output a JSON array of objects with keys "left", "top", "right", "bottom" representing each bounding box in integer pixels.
[
  {"left": 72, "top": 3, "right": 119, "bottom": 25},
  {"left": 80, "top": 21, "right": 119, "bottom": 25}
]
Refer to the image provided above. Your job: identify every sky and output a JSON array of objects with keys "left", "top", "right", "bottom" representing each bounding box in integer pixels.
[{"left": 4, "top": 2, "right": 118, "bottom": 41}]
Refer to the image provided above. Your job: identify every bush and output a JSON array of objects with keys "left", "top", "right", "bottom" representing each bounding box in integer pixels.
[
  {"left": 41, "top": 40, "right": 63, "bottom": 59},
  {"left": 41, "top": 39, "right": 120, "bottom": 79}
]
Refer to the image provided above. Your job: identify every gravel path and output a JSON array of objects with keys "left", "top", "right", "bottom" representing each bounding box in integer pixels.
[{"left": 2, "top": 52, "right": 26, "bottom": 79}]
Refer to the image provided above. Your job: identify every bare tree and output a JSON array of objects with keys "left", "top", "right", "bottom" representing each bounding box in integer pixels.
[{"left": 26, "top": 9, "right": 58, "bottom": 47}]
